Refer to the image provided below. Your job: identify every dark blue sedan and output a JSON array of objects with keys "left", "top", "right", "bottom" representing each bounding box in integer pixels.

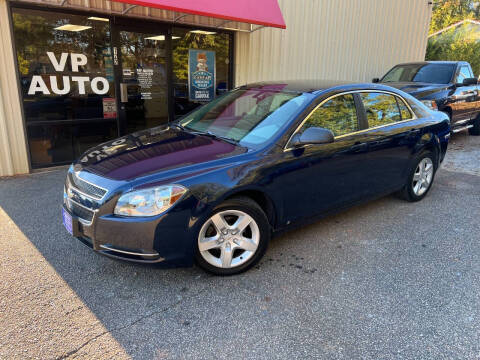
[{"left": 62, "top": 81, "right": 450, "bottom": 275}]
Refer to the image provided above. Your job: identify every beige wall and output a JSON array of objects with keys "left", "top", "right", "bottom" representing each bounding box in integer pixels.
[
  {"left": 0, "top": 0, "right": 29, "bottom": 177},
  {"left": 235, "top": 0, "right": 432, "bottom": 85}
]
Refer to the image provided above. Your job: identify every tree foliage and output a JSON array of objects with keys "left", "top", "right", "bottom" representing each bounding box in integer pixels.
[
  {"left": 426, "top": 1, "right": 480, "bottom": 76},
  {"left": 429, "top": 0, "right": 480, "bottom": 35}
]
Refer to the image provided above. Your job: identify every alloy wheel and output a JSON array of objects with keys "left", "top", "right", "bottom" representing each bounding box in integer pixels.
[
  {"left": 412, "top": 157, "right": 434, "bottom": 196},
  {"left": 198, "top": 210, "right": 260, "bottom": 269}
]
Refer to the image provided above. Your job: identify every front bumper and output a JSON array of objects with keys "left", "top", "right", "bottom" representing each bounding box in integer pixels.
[
  {"left": 62, "top": 170, "right": 196, "bottom": 265},
  {"left": 62, "top": 203, "right": 165, "bottom": 263}
]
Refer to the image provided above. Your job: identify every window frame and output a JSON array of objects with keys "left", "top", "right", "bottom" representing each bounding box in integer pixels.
[{"left": 284, "top": 90, "right": 417, "bottom": 151}]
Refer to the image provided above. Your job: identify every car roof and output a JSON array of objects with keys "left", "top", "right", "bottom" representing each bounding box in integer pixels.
[
  {"left": 393, "top": 61, "right": 465, "bottom": 66},
  {"left": 240, "top": 80, "right": 405, "bottom": 95}
]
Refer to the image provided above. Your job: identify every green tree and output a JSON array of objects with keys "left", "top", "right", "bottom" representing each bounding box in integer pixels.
[
  {"left": 429, "top": 0, "right": 479, "bottom": 35},
  {"left": 426, "top": 1, "right": 480, "bottom": 76}
]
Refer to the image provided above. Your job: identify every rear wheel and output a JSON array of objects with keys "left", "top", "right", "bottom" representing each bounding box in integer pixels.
[
  {"left": 195, "top": 197, "right": 270, "bottom": 275},
  {"left": 399, "top": 152, "right": 436, "bottom": 202},
  {"left": 469, "top": 115, "right": 480, "bottom": 135}
]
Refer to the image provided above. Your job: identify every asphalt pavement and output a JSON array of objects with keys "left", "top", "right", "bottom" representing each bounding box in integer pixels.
[{"left": 0, "top": 132, "right": 479, "bottom": 359}]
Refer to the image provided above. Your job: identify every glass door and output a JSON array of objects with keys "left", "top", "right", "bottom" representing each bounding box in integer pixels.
[{"left": 116, "top": 27, "right": 169, "bottom": 134}]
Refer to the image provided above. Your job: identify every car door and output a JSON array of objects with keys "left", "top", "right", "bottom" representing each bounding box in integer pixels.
[
  {"left": 271, "top": 92, "right": 376, "bottom": 224},
  {"left": 450, "top": 65, "right": 478, "bottom": 124},
  {"left": 358, "top": 91, "right": 417, "bottom": 193}
]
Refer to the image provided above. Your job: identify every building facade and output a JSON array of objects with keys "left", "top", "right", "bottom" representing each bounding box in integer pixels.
[{"left": 0, "top": 0, "right": 432, "bottom": 176}]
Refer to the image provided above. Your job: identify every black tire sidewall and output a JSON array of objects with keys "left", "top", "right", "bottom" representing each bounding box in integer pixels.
[
  {"left": 404, "top": 151, "right": 436, "bottom": 202},
  {"left": 194, "top": 197, "right": 270, "bottom": 275},
  {"left": 469, "top": 116, "right": 480, "bottom": 135}
]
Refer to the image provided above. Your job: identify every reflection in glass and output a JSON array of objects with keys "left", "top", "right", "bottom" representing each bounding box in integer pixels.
[
  {"left": 12, "top": 7, "right": 118, "bottom": 168},
  {"left": 27, "top": 121, "right": 117, "bottom": 167},
  {"left": 397, "top": 98, "right": 413, "bottom": 120},
  {"left": 302, "top": 94, "right": 358, "bottom": 137},
  {"left": 119, "top": 31, "right": 169, "bottom": 134},
  {"left": 381, "top": 63, "right": 455, "bottom": 84},
  {"left": 360, "top": 93, "right": 401, "bottom": 128},
  {"left": 179, "top": 87, "right": 311, "bottom": 149},
  {"left": 172, "top": 28, "right": 231, "bottom": 117}
]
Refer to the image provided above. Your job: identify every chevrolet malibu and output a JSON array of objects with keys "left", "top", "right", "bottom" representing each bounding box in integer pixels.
[{"left": 62, "top": 81, "right": 450, "bottom": 275}]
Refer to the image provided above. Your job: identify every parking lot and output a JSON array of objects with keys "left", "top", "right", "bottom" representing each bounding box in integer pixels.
[{"left": 0, "top": 132, "right": 479, "bottom": 359}]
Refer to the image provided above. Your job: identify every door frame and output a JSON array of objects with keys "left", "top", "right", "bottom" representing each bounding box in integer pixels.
[{"left": 110, "top": 19, "right": 171, "bottom": 136}]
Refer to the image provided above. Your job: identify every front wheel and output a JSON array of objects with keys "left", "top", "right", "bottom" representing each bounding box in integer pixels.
[
  {"left": 195, "top": 197, "right": 270, "bottom": 275},
  {"left": 399, "top": 152, "right": 436, "bottom": 202}
]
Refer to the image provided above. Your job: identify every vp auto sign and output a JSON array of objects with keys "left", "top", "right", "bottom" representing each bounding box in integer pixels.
[
  {"left": 28, "top": 52, "right": 110, "bottom": 95},
  {"left": 188, "top": 49, "right": 215, "bottom": 102}
]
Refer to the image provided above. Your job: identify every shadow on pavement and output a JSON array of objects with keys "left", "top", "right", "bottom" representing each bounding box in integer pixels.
[{"left": 1, "top": 161, "right": 479, "bottom": 359}]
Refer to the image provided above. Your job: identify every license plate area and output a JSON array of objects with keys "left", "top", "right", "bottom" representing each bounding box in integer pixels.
[{"left": 62, "top": 207, "right": 79, "bottom": 236}]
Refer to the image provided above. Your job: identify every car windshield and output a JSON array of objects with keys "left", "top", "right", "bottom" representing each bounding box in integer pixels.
[
  {"left": 381, "top": 63, "right": 455, "bottom": 84},
  {"left": 178, "top": 87, "right": 313, "bottom": 149}
]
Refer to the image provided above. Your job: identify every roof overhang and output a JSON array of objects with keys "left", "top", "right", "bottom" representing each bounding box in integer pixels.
[
  {"left": 112, "top": 0, "right": 286, "bottom": 29},
  {"left": 12, "top": 0, "right": 286, "bottom": 32}
]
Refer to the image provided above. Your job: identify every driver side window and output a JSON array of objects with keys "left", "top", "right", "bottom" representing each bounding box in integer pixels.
[
  {"left": 301, "top": 94, "right": 358, "bottom": 137},
  {"left": 456, "top": 66, "right": 472, "bottom": 84}
]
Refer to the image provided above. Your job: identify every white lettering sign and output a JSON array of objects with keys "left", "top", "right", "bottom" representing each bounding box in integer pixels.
[
  {"left": 91, "top": 77, "right": 109, "bottom": 95},
  {"left": 28, "top": 76, "right": 50, "bottom": 95},
  {"left": 71, "top": 76, "right": 89, "bottom": 95},
  {"left": 27, "top": 52, "right": 110, "bottom": 96},
  {"left": 47, "top": 52, "right": 68, "bottom": 72},
  {"left": 50, "top": 76, "right": 71, "bottom": 95},
  {"left": 70, "top": 53, "right": 87, "bottom": 72}
]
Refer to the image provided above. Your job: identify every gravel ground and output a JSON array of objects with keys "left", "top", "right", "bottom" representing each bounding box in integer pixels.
[{"left": 0, "top": 132, "right": 479, "bottom": 360}]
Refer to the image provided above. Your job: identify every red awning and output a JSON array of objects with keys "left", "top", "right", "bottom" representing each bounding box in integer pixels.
[{"left": 111, "top": 0, "right": 286, "bottom": 29}]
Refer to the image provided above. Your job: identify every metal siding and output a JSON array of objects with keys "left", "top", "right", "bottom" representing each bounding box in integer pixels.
[
  {"left": 235, "top": 0, "right": 432, "bottom": 85},
  {"left": 0, "top": 0, "right": 29, "bottom": 177}
]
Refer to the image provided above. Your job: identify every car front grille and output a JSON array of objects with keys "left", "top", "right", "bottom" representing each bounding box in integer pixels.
[
  {"left": 69, "top": 172, "right": 107, "bottom": 200},
  {"left": 66, "top": 199, "right": 94, "bottom": 223}
]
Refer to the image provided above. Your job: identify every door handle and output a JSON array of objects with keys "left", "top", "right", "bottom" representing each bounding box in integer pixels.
[
  {"left": 407, "top": 129, "right": 421, "bottom": 138},
  {"left": 120, "top": 83, "right": 128, "bottom": 103},
  {"left": 349, "top": 142, "right": 368, "bottom": 152}
]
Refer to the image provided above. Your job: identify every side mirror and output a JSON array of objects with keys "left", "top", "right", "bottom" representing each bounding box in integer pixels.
[
  {"left": 462, "top": 77, "right": 478, "bottom": 86},
  {"left": 372, "top": 78, "right": 380, "bottom": 83},
  {"left": 290, "top": 127, "right": 334, "bottom": 147}
]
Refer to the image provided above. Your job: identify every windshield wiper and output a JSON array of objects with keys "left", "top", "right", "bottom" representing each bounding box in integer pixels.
[
  {"left": 170, "top": 123, "right": 186, "bottom": 131},
  {"left": 171, "top": 123, "right": 239, "bottom": 145},
  {"left": 190, "top": 130, "right": 239, "bottom": 146}
]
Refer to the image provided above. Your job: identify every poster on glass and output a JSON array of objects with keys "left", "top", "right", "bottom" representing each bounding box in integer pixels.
[{"left": 188, "top": 49, "right": 215, "bottom": 102}]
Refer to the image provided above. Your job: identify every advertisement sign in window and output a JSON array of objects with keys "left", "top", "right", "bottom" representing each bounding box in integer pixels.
[
  {"left": 188, "top": 49, "right": 215, "bottom": 102},
  {"left": 102, "top": 97, "right": 117, "bottom": 118}
]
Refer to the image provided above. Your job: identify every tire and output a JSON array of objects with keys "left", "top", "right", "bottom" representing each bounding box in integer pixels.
[
  {"left": 195, "top": 196, "right": 270, "bottom": 275},
  {"left": 469, "top": 115, "right": 480, "bottom": 135},
  {"left": 399, "top": 151, "right": 436, "bottom": 202}
]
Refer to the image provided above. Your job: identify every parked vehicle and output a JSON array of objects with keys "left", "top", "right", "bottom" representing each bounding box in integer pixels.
[
  {"left": 373, "top": 61, "right": 480, "bottom": 135},
  {"left": 62, "top": 81, "right": 450, "bottom": 275}
]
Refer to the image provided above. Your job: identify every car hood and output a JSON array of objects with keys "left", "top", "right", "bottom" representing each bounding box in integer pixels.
[
  {"left": 381, "top": 81, "right": 450, "bottom": 99},
  {"left": 73, "top": 125, "right": 248, "bottom": 181}
]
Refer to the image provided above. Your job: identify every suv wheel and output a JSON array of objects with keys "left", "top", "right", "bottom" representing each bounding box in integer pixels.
[
  {"left": 195, "top": 197, "right": 270, "bottom": 275},
  {"left": 469, "top": 115, "right": 480, "bottom": 135}
]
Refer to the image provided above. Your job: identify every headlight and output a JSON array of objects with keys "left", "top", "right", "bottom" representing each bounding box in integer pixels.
[
  {"left": 421, "top": 100, "right": 438, "bottom": 111},
  {"left": 114, "top": 185, "right": 187, "bottom": 217}
]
